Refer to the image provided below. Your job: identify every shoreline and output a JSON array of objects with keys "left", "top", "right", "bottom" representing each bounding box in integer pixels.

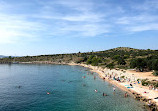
[
  {"left": 67, "top": 63, "right": 158, "bottom": 110},
  {"left": 20, "top": 61, "right": 158, "bottom": 110}
]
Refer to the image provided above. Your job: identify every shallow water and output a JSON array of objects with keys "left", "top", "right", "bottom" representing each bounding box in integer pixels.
[{"left": 0, "top": 64, "right": 147, "bottom": 111}]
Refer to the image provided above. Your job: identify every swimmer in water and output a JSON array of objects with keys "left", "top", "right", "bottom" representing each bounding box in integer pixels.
[
  {"left": 82, "top": 84, "right": 86, "bottom": 87},
  {"left": 103, "top": 92, "right": 107, "bottom": 96},
  {"left": 113, "top": 87, "right": 116, "bottom": 91},
  {"left": 124, "top": 92, "right": 128, "bottom": 97},
  {"left": 82, "top": 76, "right": 86, "bottom": 78},
  {"left": 95, "top": 89, "right": 98, "bottom": 92}
]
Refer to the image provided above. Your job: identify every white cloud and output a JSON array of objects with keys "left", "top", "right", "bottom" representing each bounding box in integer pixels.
[
  {"left": 127, "top": 23, "right": 158, "bottom": 32},
  {"left": 0, "top": 0, "right": 158, "bottom": 45},
  {"left": 115, "top": 14, "right": 158, "bottom": 32},
  {"left": 31, "top": 0, "right": 110, "bottom": 37},
  {"left": 0, "top": 13, "right": 47, "bottom": 44},
  {"left": 59, "top": 23, "right": 110, "bottom": 37},
  {"left": 114, "top": 0, "right": 158, "bottom": 33},
  {"left": 131, "top": 0, "right": 158, "bottom": 11},
  {"left": 0, "top": 0, "right": 111, "bottom": 44},
  {"left": 54, "top": 0, "right": 94, "bottom": 12},
  {"left": 62, "top": 13, "right": 104, "bottom": 22},
  {"left": 116, "top": 15, "right": 158, "bottom": 25}
]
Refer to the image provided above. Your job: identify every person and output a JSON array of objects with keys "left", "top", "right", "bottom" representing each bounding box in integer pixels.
[
  {"left": 82, "top": 84, "right": 86, "bottom": 87},
  {"left": 113, "top": 87, "right": 116, "bottom": 91},
  {"left": 103, "top": 92, "right": 107, "bottom": 96},
  {"left": 148, "top": 100, "right": 151, "bottom": 106},
  {"left": 113, "top": 76, "right": 116, "bottom": 80},
  {"left": 94, "top": 76, "right": 96, "bottom": 80},
  {"left": 95, "top": 89, "right": 98, "bottom": 92},
  {"left": 124, "top": 92, "right": 128, "bottom": 97}
]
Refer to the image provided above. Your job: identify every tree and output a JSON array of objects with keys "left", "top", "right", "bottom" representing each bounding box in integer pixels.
[
  {"left": 117, "top": 58, "right": 126, "bottom": 65},
  {"left": 130, "top": 58, "right": 147, "bottom": 72},
  {"left": 86, "top": 55, "right": 102, "bottom": 66},
  {"left": 112, "top": 55, "right": 120, "bottom": 60},
  {"left": 152, "top": 59, "right": 158, "bottom": 71},
  {"left": 106, "top": 63, "right": 114, "bottom": 69},
  {"left": 8, "top": 56, "right": 12, "bottom": 59},
  {"left": 86, "top": 55, "right": 95, "bottom": 64},
  {"left": 153, "top": 70, "right": 158, "bottom": 76}
]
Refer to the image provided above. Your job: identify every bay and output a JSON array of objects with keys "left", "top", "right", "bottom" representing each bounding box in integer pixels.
[{"left": 0, "top": 64, "right": 146, "bottom": 111}]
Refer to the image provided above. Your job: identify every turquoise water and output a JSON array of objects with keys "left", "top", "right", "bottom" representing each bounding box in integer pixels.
[{"left": 0, "top": 64, "right": 147, "bottom": 111}]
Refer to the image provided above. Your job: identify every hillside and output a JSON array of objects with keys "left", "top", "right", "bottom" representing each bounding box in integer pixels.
[{"left": 0, "top": 47, "right": 158, "bottom": 74}]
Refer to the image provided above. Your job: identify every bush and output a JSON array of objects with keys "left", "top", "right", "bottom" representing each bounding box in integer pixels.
[
  {"left": 106, "top": 63, "right": 114, "bottom": 69},
  {"left": 141, "top": 79, "right": 149, "bottom": 86},
  {"left": 87, "top": 59, "right": 92, "bottom": 64},
  {"left": 112, "top": 55, "right": 120, "bottom": 60},
  {"left": 117, "top": 58, "right": 126, "bottom": 65},
  {"left": 152, "top": 82, "right": 158, "bottom": 88},
  {"left": 120, "top": 76, "right": 125, "bottom": 79},
  {"left": 130, "top": 58, "right": 147, "bottom": 72},
  {"left": 153, "top": 70, "right": 158, "bottom": 76},
  {"left": 86, "top": 55, "right": 102, "bottom": 66},
  {"left": 152, "top": 60, "right": 158, "bottom": 70}
]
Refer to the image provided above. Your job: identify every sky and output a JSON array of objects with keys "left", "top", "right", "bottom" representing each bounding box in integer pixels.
[{"left": 0, "top": 0, "right": 158, "bottom": 56}]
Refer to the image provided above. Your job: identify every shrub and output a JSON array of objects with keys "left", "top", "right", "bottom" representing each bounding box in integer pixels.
[
  {"left": 130, "top": 58, "right": 147, "bottom": 72},
  {"left": 106, "top": 63, "right": 114, "bottom": 69},
  {"left": 120, "top": 76, "right": 125, "bottom": 79},
  {"left": 86, "top": 55, "right": 102, "bottom": 66},
  {"left": 141, "top": 79, "right": 149, "bottom": 86},
  {"left": 153, "top": 70, "right": 158, "bottom": 76},
  {"left": 117, "top": 58, "right": 126, "bottom": 65},
  {"left": 152, "top": 82, "right": 158, "bottom": 88}
]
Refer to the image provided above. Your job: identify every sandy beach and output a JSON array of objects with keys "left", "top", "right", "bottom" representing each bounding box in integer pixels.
[{"left": 68, "top": 62, "right": 158, "bottom": 109}]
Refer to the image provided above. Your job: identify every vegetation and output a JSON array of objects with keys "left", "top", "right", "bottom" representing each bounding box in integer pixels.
[
  {"left": 153, "top": 71, "right": 158, "bottom": 76},
  {"left": 141, "top": 79, "right": 158, "bottom": 87},
  {"left": 0, "top": 47, "right": 158, "bottom": 76},
  {"left": 106, "top": 63, "right": 114, "bottom": 69},
  {"left": 141, "top": 79, "right": 149, "bottom": 86},
  {"left": 86, "top": 55, "right": 102, "bottom": 66}
]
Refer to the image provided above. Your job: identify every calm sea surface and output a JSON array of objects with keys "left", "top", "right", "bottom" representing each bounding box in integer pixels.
[{"left": 0, "top": 64, "right": 147, "bottom": 111}]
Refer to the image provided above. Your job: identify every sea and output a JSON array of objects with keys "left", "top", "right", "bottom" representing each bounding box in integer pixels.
[{"left": 0, "top": 64, "right": 147, "bottom": 111}]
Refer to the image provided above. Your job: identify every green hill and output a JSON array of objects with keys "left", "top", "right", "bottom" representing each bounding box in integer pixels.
[{"left": 0, "top": 47, "right": 158, "bottom": 75}]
